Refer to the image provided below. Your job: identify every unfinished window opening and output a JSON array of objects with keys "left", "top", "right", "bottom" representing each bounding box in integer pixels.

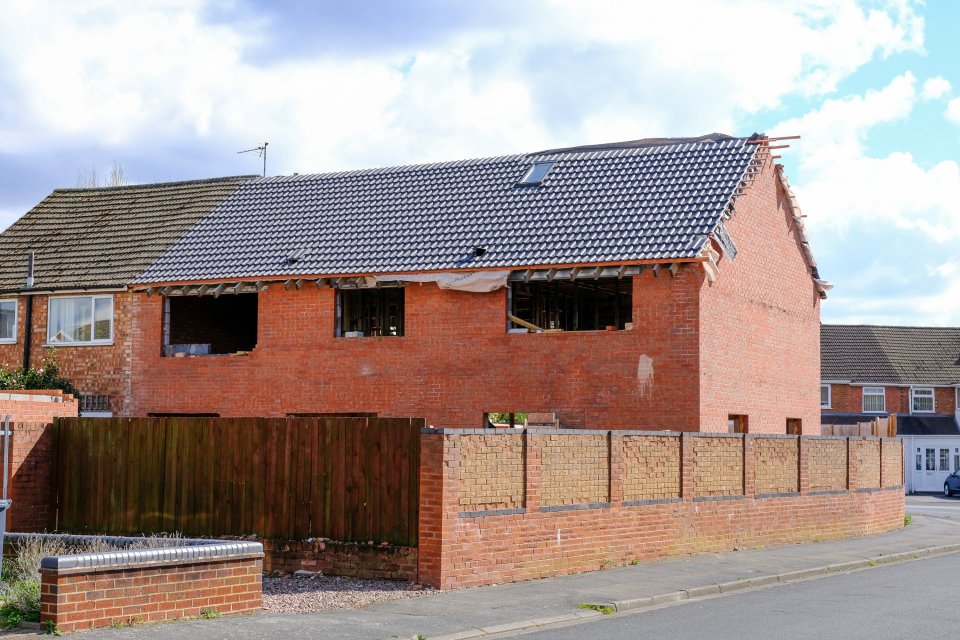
[
  {"left": 163, "top": 293, "right": 258, "bottom": 356},
  {"left": 336, "top": 287, "right": 404, "bottom": 337},
  {"left": 786, "top": 418, "right": 802, "bottom": 435},
  {"left": 508, "top": 278, "right": 631, "bottom": 332},
  {"left": 728, "top": 414, "right": 748, "bottom": 434}
]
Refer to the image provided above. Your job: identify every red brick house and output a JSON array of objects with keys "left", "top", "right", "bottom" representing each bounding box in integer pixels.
[
  {"left": 821, "top": 324, "right": 960, "bottom": 491},
  {"left": 0, "top": 134, "right": 826, "bottom": 432},
  {"left": 0, "top": 177, "right": 253, "bottom": 415}
]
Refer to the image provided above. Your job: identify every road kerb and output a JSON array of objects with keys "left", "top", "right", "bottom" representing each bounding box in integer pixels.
[{"left": 428, "top": 542, "right": 960, "bottom": 640}]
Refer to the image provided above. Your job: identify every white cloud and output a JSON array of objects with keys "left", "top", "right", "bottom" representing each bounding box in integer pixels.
[
  {"left": 776, "top": 72, "right": 960, "bottom": 244},
  {"left": 946, "top": 97, "right": 960, "bottom": 124},
  {"left": 921, "top": 76, "right": 951, "bottom": 100},
  {"left": 0, "top": 0, "right": 926, "bottom": 176},
  {"left": 774, "top": 71, "right": 960, "bottom": 325}
]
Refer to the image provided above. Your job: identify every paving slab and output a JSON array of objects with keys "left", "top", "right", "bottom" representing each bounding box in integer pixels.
[{"left": 70, "top": 512, "right": 959, "bottom": 640}]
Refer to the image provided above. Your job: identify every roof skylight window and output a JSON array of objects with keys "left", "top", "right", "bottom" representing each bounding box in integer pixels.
[{"left": 517, "top": 161, "right": 555, "bottom": 186}]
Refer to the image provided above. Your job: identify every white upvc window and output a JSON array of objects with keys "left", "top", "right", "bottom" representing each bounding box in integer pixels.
[
  {"left": 911, "top": 387, "right": 935, "bottom": 413},
  {"left": 820, "top": 384, "right": 831, "bottom": 409},
  {"left": 47, "top": 295, "right": 114, "bottom": 345},
  {"left": 862, "top": 386, "right": 886, "bottom": 413},
  {"left": 0, "top": 299, "right": 16, "bottom": 344}
]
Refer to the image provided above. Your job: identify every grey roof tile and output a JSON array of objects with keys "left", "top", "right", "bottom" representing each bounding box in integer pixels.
[
  {"left": 137, "top": 136, "right": 757, "bottom": 283},
  {"left": 822, "top": 324, "right": 960, "bottom": 386}
]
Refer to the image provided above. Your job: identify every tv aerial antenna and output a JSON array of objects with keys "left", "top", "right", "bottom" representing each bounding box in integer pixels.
[{"left": 238, "top": 142, "right": 269, "bottom": 177}]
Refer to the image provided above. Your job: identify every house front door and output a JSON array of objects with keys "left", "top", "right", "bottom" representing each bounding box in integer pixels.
[{"left": 918, "top": 446, "right": 952, "bottom": 492}]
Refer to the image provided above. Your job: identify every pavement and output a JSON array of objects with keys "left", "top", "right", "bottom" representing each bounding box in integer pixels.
[{"left": 65, "top": 496, "right": 960, "bottom": 639}]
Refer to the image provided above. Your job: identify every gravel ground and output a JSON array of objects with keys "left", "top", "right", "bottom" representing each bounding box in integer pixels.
[{"left": 262, "top": 573, "right": 435, "bottom": 614}]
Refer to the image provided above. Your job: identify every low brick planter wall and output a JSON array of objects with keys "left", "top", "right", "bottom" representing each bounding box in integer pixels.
[{"left": 9, "top": 534, "right": 263, "bottom": 633}]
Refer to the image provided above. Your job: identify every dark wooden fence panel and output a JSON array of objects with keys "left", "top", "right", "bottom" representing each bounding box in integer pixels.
[{"left": 55, "top": 416, "right": 423, "bottom": 546}]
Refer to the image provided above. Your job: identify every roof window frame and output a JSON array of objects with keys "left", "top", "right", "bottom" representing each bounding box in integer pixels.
[{"left": 516, "top": 161, "right": 555, "bottom": 187}]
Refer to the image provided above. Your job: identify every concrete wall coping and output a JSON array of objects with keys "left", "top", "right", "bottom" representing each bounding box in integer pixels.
[{"left": 6, "top": 533, "right": 263, "bottom": 571}]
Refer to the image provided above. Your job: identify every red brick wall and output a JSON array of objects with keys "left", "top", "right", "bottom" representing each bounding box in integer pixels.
[
  {"left": 128, "top": 276, "right": 704, "bottom": 430},
  {"left": 698, "top": 160, "right": 821, "bottom": 434},
  {"left": 0, "top": 293, "right": 134, "bottom": 415},
  {"left": 40, "top": 555, "right": 262, "bottom": 633},
  {"left": 259, "top": 539, "right": 417, "bottom": 579},
  {"left": 417, "top": 429, "right": 904, "bottom": 589},
  {"left": 0, "top": 392, "right": 78, "bottom": 532},
  {"left": 823, "top": 383, "right": 957, "bottom": 415}
]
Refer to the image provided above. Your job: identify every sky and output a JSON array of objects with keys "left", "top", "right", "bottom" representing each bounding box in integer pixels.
[{"left": 0, "top": 0, "right": 956, "bottom": 326}]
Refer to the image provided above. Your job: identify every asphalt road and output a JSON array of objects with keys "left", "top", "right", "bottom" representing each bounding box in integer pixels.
[
  {"left": 906, "top": 493, "right": 960, "bottom": 520},
  {"left": 511, "top": 552, "right": 960, "bottom": 639}
]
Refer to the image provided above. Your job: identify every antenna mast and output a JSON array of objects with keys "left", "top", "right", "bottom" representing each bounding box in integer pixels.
[{"left": 238, "top": 142, "right": 269, "bottom": 177}]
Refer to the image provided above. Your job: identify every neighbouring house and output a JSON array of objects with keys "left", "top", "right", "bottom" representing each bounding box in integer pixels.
[
  {"left": 821, "top": 324, "right": 960, "bottom": 492},
  {"left": 0, "top": 176, "right": 254, "bottom": 415},
  {"left": 0, "top": 134, "right": 826, "bottom": 431}
]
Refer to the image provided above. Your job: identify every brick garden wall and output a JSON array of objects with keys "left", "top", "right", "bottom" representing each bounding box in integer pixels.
[
  {"left": 0, "top": 391, "right": 78, "bottom": 531},
  {"left": 418, "top": 429, "right": 904, "bottom": 589},
  {"left": 258, "top": 539, "right": 417, "bottom": 580},
  {"left": 40, "top": 554, "right": 262, "bottom": 633}
]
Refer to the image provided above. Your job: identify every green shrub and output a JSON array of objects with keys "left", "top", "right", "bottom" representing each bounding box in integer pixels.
[
  {"left": 0, "top": 580, "right": 40, "bottom": 627},
  {"left": 0, "top": 350, "right": 77, "bottom": 396}
]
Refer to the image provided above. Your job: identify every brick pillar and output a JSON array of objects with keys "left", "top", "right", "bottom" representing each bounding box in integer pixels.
[
  {"left": 609, "top": 431, "right": 623, "bottom": 509},
  {"left": 8, "top": 422, "right": 58, "bottom": 532},
  {"left": 524, "top": 430, "right": 542, "bottom": 512},
  {"left": 798, "top": 436, "right": 809, "bottom": 496},
  {"left": 681, "top": 432, "right": 695, "bottom": 501},
  {"left": 417, "top": 430, "right": 458, "bottom": 589},
  {"left": 742, "top": 435, "right": 754, "bottom": 497}
]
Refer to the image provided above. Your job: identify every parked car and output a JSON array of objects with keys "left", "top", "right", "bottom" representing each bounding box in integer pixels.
[{"left": 944, "top": 470, "right": 960, "bottom": 496}]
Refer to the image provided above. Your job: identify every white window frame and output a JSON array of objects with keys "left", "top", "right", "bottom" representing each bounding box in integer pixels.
[
  {"left": 911, "top": 387, "right": 935, "bottom": 414},
  {"left": 46, "top": 294, "right": 114, "bottom": 346},
  {"left": 820, "top": 384, "right": 831, "bottom": 409},
  {"left": 862, "top": 386, "right": 886, "bottom": 413},
  {"left": 0, "top": 298, "right": 17, "bottom": 344}
]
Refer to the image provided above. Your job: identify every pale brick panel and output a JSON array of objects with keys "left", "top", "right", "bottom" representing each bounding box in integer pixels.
[
  {"left": 693, "top": 437, "right": 743, "bottom": 497},
  {"left": 458, "top": 434, "right": 525, "bottom": 510},
  {"left": 881, "top": 440, "right": 903, "bottom": 488},
  {"left": 806, "top": 439, "right": 847, "bottom": 492},
  {"left": 753, "top": 437, "right": 799, "bottom": 494},
  {"left": 622, "top": 435, "right": 680, "bottom": 501},
  {"left": 854, "top": 439, "right": 881, "bottom": 490},
  {"left": 540, "top": 434, "right": 609, "bottom": 506}
]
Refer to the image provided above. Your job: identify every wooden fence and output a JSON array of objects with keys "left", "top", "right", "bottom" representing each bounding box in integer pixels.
[
  {"left": 821, "top": 414, "right": 897, "bottom": 437},
  {"left": 55, "top": 416, "right": 423, "bottom": 546}
]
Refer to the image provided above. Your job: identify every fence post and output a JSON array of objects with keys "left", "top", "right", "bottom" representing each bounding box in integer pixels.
[
  {"left": 798, "top": 436, "right": 809, "bottom": 496},
  {"left": 743, "top": 434, "right": 754, "bottom": 498}
]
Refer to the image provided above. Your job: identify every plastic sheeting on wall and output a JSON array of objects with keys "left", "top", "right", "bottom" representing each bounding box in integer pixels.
[{"left": 366, "top": 270, "right": 510, "bottom": 293}]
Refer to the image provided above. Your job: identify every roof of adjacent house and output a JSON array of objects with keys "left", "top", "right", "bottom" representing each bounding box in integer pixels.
[
  {"left": 821, "top": 324, "right": 960, "bottom": 386},
  {"left": 897, "top": 415, "right": 960, "bottom": 436},
  {"left": 0, "top": 176, "right": 253, "bottom": 293},
  {"left": 136, "top": 135, "right": 760, "bottom": 283}
]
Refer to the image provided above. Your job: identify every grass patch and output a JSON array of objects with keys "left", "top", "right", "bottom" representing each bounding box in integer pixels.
[
  {"left": 578, "top": 603, "right": 615, "bottom": 615},
  {"left": 200, "top": 608, "right": 222, "bottom": 620},
  {"left": 904, "top": 514, "right": 913, "bottom": 525}
]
